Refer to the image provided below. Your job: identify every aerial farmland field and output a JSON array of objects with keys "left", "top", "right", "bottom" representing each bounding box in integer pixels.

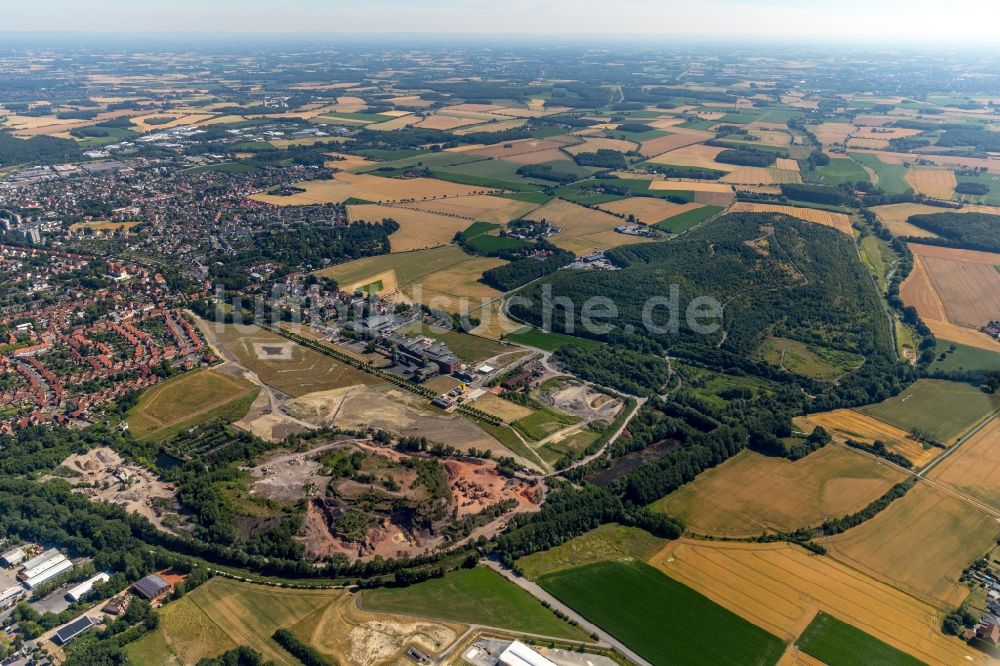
[
  {"left": 926, "top": 417, "right": 1000, "bottom": 512},
  {"left": 650, "top": 447, "right": 907, "bottom": 537},
  {"left": 538, "top": 560, "right": 787, "bottom": 666},
  {"left": 857, "top": 379, "right": 1000, "bottom": 444},
  {"left": 821, "top": 483, "right": 1000, "bottom": 606},
  {"left": 795, "top": 612, "right": 924, "bottom": 666},
  {"left": 651, "top": 539, "right": 989, "bottom": 664}
]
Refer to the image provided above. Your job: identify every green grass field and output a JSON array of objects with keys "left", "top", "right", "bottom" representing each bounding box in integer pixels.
[
  {"left": 858, "top": 379, "right": 1000, "bottom": 444},
  {"left": 127, "top": 577, "right": 341, "bottom": 666},
  {"left": 553, "top": 182, "right": 627, "bottom": 206},
  {"left": 499, "top": 191, "right": 553, "bottom": 205},
  {"left": 361, "top": 567, "right": 586, "bottom": 639},
  {"left": 929, "top": 340, "right": 1000, "bottom": 373},
  {"left": 796, "top": 612, "right": 923, "bottom": 666},
  {"left": 816, "top": 158, "right": 870, "bottom": 187},
  {"left": 538, "top": 560, "right": 786, "bottom": 666},
  {"left": 518, "top": 523, "right": 666, "bottom": 580},
  {"left": 850, "top": 153, "right": 911, "bottom": 195},
  {"left": 956, "top": 174, "right": 1000, "bottom": 205},
  {"left": 755, "top": 337, "right": 864, "bottom": 381},
  {"left": 434, "top": 158, "right": 551, "bottom": 188},
  {"left": 503, "top": 327, "right": 603, "bottom": 352},
  {"left": 654, "top": 205, "right": 723, "bottom": 233},
  {"left": 512, "top": 404, "right": 581, "bottom": 442},
  {"left": 127, "top": 368, "right": 259, "bottom": 441}
]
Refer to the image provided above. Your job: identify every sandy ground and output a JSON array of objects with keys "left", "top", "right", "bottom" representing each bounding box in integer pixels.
[
  {"left": 55, "top": 447, "right": 178, "bottom": 529},
  {"left": 304, "top": 593, "right": 464, "bottom": 666},
  {"left": 539, "top": 381, "right": 623, "bottom": 422}
]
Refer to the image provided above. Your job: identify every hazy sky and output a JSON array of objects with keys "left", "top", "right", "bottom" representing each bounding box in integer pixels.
[{"left": 5, "top": 0, "right": 1000, "bottom": 43}]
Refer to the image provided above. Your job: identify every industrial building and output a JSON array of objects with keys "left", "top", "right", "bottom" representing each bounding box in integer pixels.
[
  {"left": 1, "top": 547, "right": 25, "bottom": 567},
  {"left": 66, "top": 572, "right": 110, "bottom": 602},
  {"left": 498, "top": 641, "right": 557, "bottom": 666},
  {"left": 132, "top": 573, "right": 171, "bottom": 602},
  {"left": 19, "top": 548, "right": 74, "bottom": 589},
  {"left": 24, "top": 558, "right": 73, "bottom": 589},
  {"left": 53, "top": 616, "right": 96, "bottom": 645},
  {"left": 384, "top": 334, "right": 462, "bottom": 380},
  {"left": 0, "top": 585, "right": 24, "bottom": 609}
]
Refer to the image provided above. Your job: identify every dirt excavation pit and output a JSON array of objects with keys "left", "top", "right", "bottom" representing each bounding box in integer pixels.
[
  {"left": 542, "top": 381, "right": 623, "bottom": 421},
  {"left": 53, "top": 447, "right": 178, "bottom": 528},
  {"left": 444, "top": 459, "right": 541, "bottom": 517}
]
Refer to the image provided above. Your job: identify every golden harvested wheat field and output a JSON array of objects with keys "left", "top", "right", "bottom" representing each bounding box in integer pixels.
[
  {"left": 324, "top": 152, "right": 378, "bottom": 170},
  {"left": 812, "top": 123, "right": 853, "bottom": 145},
  {"left": 728, "top": 202, "right": 853, "bottom": 235},
  {"left": 927, "top": 417, "right": 1000, "bottom": 513},
  {"left": 793, "top": 409, "right": 942, "bottom": 468},
  {"left": 902, "top": 252, "right": 1000, "bottom": 352},
  {"left": 651, "top": 539, "right": 989, "bottom": 665},
  {"left": 774, "top": 157, "right": 799, "bottom": 170},
  {"left": 536, "top": 198, "right": 648, "bottom": 255},
  {"left": 871, "top": 203, "right": 942, "bottom": 238},
  {"left": 250, "top": 172, "right": 487, "bottom": 206},
  {"left": 466, "top": 136, "right": 577, "bottom": 160},
  {"left": 596, "top": 198, "right": 703, "bottom": 225},
  {"left": 639, "top": 130, "right": 714, "bottom": 157},
  {"left": 563, "top": 136, "right": 638, "bottom": 155},
  {"left": 644, "top": 143, "right": 730, "bottom": 170},
  {"left": 720, "top": 167, "right": 801, "bottom": 185},
  {"left": 414, "top": 114, "right": 483, "bottom": 130},
  {"left": 907, "top": 243, "right": 1000, "bottom": 328},
  {"left": 452, "top": 118, "right": 528, "bottom": 135},
  {"left": 366, "top": 115, "right": 420, "bottom": 131},
  {"left": 647, "top": 179, "right": 734, "bottom": 193},
  {"left": 905, "top": 168, "right": 957, "bottom": 199},
  {"left": 651, "top": 447, "right": 907, "bottom": 537},
  {"left": 346, "top": 204, "right": 472, "bottom": 253},
  {"left": 821, "top": 483, "right": 1000, "bottom": 607},
  {"left": 393, "top": 194, "right": 540, "bottom": 224}
]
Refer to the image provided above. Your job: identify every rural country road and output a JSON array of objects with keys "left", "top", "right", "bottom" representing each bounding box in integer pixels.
[{"left": 482, "top": 560, "right": 653, "bottom": 666}]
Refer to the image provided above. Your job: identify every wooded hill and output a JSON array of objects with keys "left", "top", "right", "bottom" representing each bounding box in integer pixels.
[{"left": 511, "top": 213, "right": 901, "bottom": 405}]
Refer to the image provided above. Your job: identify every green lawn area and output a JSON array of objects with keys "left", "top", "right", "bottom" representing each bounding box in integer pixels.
[
  {"left": 358, "top": 148, "right": 424, "bottom": 161},
  {"left": 858, "top": 379, "right": 1000, "bottom": 444},
  {"left": 956, "top": 174, "right": 1000, "bottom": 205},
  {"left": 654, "top": 205, "right": 723, "bottom": 233},
  {"left": 755, "top": 337, "right": 863, "bottom": 381},
  {"left": 126, "top": 368, "right": 259, "bottom": 442},
  {"left": 434, "top": 158, "right": 552, "bottom": 190},
  {"left": 512, "top": 404, "right": 581, "bottom": 442},
  {"left": 361, "top": 567, "right": 586, "bottom": 640},
  {"left": 929, "top": 340, "right": 1000, "bottom": 373},
  {"left": 553, "top": 182, "right": 627, "bottom": 206},
  {"left": 518, "top": 523, "right": 667, "bottom": 580},
  {"left": 816, "top": 158, "right": 870, "bottom": 187},
  {"left": 538, "top": 560, "right": 786, "bottom": 666},
  {"left": 538, "top": 428, "right": 598, "bottom": 465},
  {"left": 860, "top": 235, "right": 891, "bottom": 291},
  {"left": 850, "top": 153, "right": 911, "bottom": 195},
  {"left": 499, "top": 191, "right": 554, "bottom": 205},
  {"left": 796, "top": 612, "right": 923, "bottom": 666},
  {"left": 679, "top": 363, "right": 774, "bottom": 409},
  {"left": 503, "top": 327, "right": 603, "bottom": 352}
]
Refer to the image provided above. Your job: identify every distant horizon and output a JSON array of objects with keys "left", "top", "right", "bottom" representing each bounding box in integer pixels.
[
  {"left": 2, "top": 31, "right": 1000, "bottom": 53},
  {"left": 4, "top": 0, "right": 1000, "bottom": 45}
]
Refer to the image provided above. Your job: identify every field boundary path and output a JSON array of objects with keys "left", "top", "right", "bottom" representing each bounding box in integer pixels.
[{"left": 482, "top": 560, "right": 652, "bottom": 666}]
